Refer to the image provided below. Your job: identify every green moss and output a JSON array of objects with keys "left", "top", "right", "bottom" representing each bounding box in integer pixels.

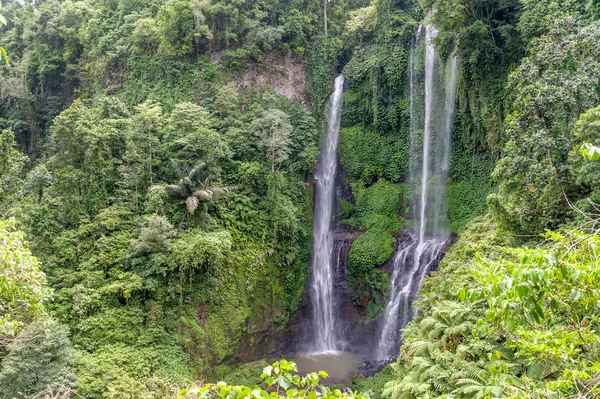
[
  {"left": 349, "top": 224, "right": 396, "bottom": 275},
  {"left": 347, "top": 180, "right": 404, "bottom": 276},
  {"left": 214, "top": 360, "right": 269, "bottom": 386},
  {"left": 447, "top": 136, "right": 495, "bottom": 233},
  {"left": 353, "top": 181, "right": 405, "bottom": 227},
  {"left": 447, "top": 180, "right": 493, "bottom": 233},
  {"left": 338, "top": 126, "right": 409, "bottom": 186}
]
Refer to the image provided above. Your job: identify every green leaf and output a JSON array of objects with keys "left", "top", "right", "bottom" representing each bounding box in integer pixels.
[
  {"left": 262, "top": 365, "right": 273, "bottom": 377},
  {"left": 515, "top": 284, "right": 530, "bottom": 298},
  {"left": 0, "top": 47, "right": 8, "bottom": 65},
  {"left": 279, "top": 374, "right": 292, "bottom": 389},
  {"left": 581, "top": 143, "right": 600, "bottom": 161}
]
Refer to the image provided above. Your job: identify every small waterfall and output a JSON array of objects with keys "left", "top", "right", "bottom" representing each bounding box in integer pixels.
[
  {"left": 309, "top": 75, "right": 344, "bottom": 353},
  {"left": 376, "top": 19, "right": 459, "bottom": 359}
]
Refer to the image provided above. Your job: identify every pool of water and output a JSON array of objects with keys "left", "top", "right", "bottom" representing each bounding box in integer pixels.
[{"left": 295, "top": 352, "right": 361, "bottom": 385}]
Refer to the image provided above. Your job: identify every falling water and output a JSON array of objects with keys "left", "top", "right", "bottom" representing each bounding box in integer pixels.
[
  {"left": 376, "top": 20, "right": 459, "bottom": 359},
  {"left": 309, "top": 75, "right": 344, "bottom": 353},
  {"left": 376, "top": 238, "right": 416, "bottom": 360},
  {"left": 419, "top": 24, "right": 437, "bottom": 245}
]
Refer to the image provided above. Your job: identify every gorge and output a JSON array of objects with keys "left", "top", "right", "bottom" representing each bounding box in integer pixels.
[
  {"left": 298, "top": 17, "right": 459, "bottom": 374},
  {"left": 2, "top": 0, "right": 600, "bottom": 397}
]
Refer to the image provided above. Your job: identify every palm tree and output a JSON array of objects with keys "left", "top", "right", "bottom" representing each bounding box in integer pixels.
[{"left": 149, "top": 161, "right": 236, "bottom": 225}]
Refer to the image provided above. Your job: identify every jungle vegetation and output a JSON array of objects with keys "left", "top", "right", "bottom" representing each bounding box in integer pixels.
[{"left": 1, "top": 0, "right": 600, "bottom": 398}]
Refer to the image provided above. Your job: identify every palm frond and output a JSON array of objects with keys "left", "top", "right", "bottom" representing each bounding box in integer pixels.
[
  {"left": 148, "top": 184, "right": 183, "bottom": 196},
  {"left": 170, "top": 158, "right": 184, "bottom": 177},
  {"left": 148, "top": 184, "right": 166, "bottom": 192},
  {"left": 185, "top": 196, "right": 199, "bottom": 214},
  {"left": 193, "top": 189, "right": 213, "bottom": 200},
  {"left": 179, "top": 177, "right": 192, "bottom": 188},
  {"left": 209, "top": 187, "right": 229, "bottom": 197},
  {"left": 187, "top": 161, "right": 207, "bottom": 180}
]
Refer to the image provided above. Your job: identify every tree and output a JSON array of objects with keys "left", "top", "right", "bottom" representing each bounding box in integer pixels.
[
  {"left": 0, "top": 219, "right": 51, "bottom": 343},
  {"left": 191, "top": 0, "right": 213, "bottom": 55},
  {"left": 491, "top": 17, "right": 600, "bottom": 233},
  {"left": 0, "top": 129, "right": 27, "bottom": 215},
  {"left": 324, "top": 0, "right": 329, "bottom": 35},
  {"left": 157, "top": 0, "right": 196, "bottom": 57},
  {"left": 215, "top": 82, "right": 240, "bottom": 119},
  {"left": 0, "top": 321, "right": 73, "bottom": 398},
  {"left": 47, "top": 99, "right": 130, "bottom": 220},
  {"left": 149, "top": 162, "right": 236, "bottom": 225},
  {"left": 133, "top": 100, "right": 163, "bottom": 185},
  {"left": 128, "top": 215, "right": 176, "bottom": 278},
  {"left": 252, "top": 109, "right": 293, "bottom": 173},
  {"left": 120, "top": 101, "right": 164, "bottom": 211},
  {"left": 162, "top": 102, "right": 230, "bottom": 174}
]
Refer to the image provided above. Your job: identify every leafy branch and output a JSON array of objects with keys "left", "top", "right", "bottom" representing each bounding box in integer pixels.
[
  {"left": 179, "top": 360, "right": 368, "bottom": 399},
  {"left": 0, "top": 0, "right": 8, "bottom": 65}
]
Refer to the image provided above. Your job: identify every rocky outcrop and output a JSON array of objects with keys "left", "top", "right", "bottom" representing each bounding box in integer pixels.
[{"left": 235, "top": 51, "right": 308, "bottom": 108}]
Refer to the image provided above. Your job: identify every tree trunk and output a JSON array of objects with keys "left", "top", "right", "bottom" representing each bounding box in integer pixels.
[{"left": 324, "top": 0, "right": 328, "bottom": 35}]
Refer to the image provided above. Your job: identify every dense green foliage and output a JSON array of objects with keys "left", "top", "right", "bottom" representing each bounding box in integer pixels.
[
  {"left": 3, "top": 0, "right": 600, "bottom": 397},
  {"left": 343, "top": 0, "right": 600, "bottom": 398},
  {"left": 0, "top": 0, "right": 347, "bottom": 394},
  {"left": 0, "top": 219, "right": 50, "bottom": 339},
  {"left": 0, "top": 219, "right": 73, "bottom": 397},
  {"left": 492, "top": 17, "right": 600, "bottom": 233},
  {"left": 383, "top": 218, "right": 600, "bottom": 398}
]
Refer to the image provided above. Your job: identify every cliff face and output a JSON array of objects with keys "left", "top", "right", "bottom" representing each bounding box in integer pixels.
[
  {"left": 229, "top": 163, "right": 454, "bottom": 374},
  {"left": 235, "top": 52, "right": 308, "bottom": 108}
]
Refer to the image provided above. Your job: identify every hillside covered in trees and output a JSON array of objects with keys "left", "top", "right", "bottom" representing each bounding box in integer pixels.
[{"left": 1, "top": 0, "right": 600, "bottom": 398}]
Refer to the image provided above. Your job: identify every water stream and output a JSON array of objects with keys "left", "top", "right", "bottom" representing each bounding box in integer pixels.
[
  {"left": 309, "top": 75, "right": 345, "bottom": 353},
  {"left": 376, "top": 21, "right": 459, "bottom": 360}
]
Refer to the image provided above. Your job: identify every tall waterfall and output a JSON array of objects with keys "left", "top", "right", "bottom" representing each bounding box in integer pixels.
[
  {"left": 376, "top": 21, "right": 459, "bottom": 359},
  {"left": 309, "top": 75, "right": 344, "bottom": 353}
]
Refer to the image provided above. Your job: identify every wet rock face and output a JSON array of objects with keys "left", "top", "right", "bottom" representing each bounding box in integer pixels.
[{"left": 229, "top": 230, "right": 454, "bottom": 376}]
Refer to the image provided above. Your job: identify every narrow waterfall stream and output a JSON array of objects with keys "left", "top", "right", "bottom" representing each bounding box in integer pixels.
[
  {"left": 376, "top": 21, "right": 459, "bottom": 360},
  {"left": 296, "top": 76, "right": 359, "bottom": 384},
  {"left": 308, "top": 75, "right": 345, "bottom": 353}
]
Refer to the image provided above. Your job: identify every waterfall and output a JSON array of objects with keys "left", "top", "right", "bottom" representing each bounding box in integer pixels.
[
  {"left": 376, "top": 238, "right": 416, "bottom": 360},
  {"left": 309, "top": 75, "right": 344, "bottom": 353},
  {"left": 376, "top": 20, "right": 459, "bottom": 359}
]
